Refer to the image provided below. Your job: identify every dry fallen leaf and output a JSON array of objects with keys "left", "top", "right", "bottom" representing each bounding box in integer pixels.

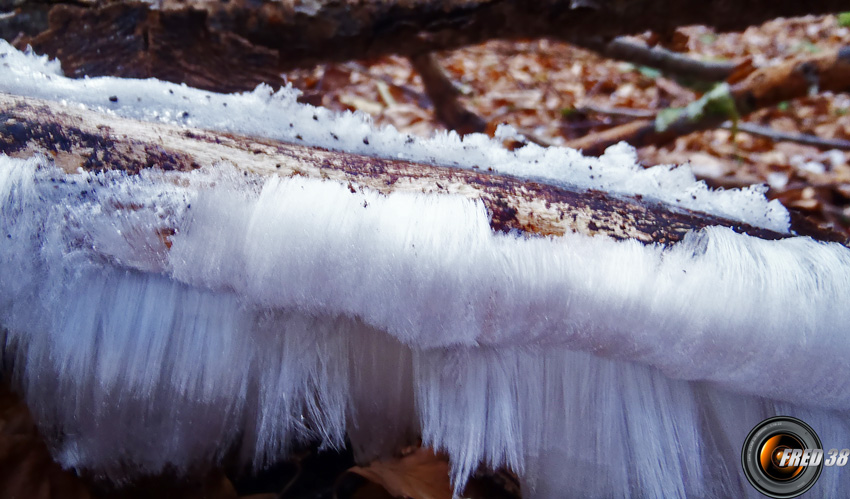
[
  {"left": 0, "top": 381, "right": 92, "bottom": 499},
  {"left": 344, "top": 448, "right": 452, "bottom": 499}
]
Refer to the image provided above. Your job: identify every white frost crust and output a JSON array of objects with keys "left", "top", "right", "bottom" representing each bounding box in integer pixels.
[
  {"left": 2, "top": 156, "right": 850, "bottom": 498},
  {"left": 0, "top": 40, "right": 790, "bottom": 231},
  {"left": 1, "top": 41, "right": 847, "bottom": 497},
  {"left": 162, "top": 166, "right": 850, "bottom": 412}
]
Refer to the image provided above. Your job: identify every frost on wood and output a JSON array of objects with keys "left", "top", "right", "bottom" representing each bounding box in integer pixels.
[
  {"left": 0, "top": 40, "right": 790, "bottom": 232},
  {"left": 0, "top": 92, "right": 790, "bottom": 244},
  {"left": 2, "top": 43, "right": 850, "bottom": 498}
]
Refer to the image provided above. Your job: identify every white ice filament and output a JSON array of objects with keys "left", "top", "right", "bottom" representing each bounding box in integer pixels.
[{"left": 1, "top": 156, "right": 849, "bottom": 498}]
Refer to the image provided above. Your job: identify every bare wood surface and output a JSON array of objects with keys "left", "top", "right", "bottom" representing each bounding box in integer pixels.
[{"left": 0, "top": 92, "right": 790, "bottom": 245}]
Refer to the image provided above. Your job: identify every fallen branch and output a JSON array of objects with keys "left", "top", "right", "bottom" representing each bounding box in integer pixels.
[
  {"left": 12, "top": 0, "right": 850, "bottom": 90},
  {"left": 566, "top": 117, "right": 656, "bottom": 154},
  {"left": 725, "top": 122, "right": 850, "bottom": 151},
  {"left": 568, "top": 45, "right": 850, "bottom": 155},
  {"left": 409, "top": 52, "right": 486, "bottom": 135},
  {"left": 182, "top": 0, "right": 850, "bottom": 67},
  {"left": 573, "top": 36, "right": 741, "bottom": 82},
  {"left": 575, "top": 104, "right": 657, "bottom": 119},
  {"left": 577, "top": 106, "right": 850, "bottom": 150}
]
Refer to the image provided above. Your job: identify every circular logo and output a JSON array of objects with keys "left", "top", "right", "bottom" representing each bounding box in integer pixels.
[{"left": 742, "top": 416, "right": 823, "bottom": 498}]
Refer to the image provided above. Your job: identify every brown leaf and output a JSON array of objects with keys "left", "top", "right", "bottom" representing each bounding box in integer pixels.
[
  {"left": 0, "top": 382, "right": 93, "bottom": 499},
  {"left": 344, "top": 448, "right": 452, "bottom": 499}
]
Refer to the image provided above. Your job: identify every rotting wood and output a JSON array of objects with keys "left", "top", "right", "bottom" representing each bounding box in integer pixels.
[{"left": 0, "top": 92, "right": 790, "bottom": 245}]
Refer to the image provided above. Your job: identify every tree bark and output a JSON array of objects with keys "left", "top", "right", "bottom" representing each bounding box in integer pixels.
[
  {"left": 0, "top": 91, "right": 793, "bottom": 245},
  {"left": 24, "top": 5, "right": 287, "bottom": 94}
]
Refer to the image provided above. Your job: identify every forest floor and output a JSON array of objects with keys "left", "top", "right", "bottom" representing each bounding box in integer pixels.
[{"left": 286, "top": 13, "right": 850, "bottom": 240}]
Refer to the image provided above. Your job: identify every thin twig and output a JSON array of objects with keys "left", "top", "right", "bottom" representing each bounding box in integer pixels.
[
  {"left": 725, "top": 122, "right": 850, "bottom": 151},
  {"left": 574, "top": 105, "right": 850, "bottom": 151},
  {"left": 573, "top": 36, "right": 740, "bottom": 82},
  {"left": 576, "top": 104, "right": 657, "bottom": 119},
  {"left": 511, "top": 128, "right": 555, "bottom": 148}
]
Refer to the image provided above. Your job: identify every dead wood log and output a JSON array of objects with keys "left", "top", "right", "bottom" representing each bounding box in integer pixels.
[
  {"left": 23, "top": 4, "right": 286, "bottom": 94},
  {"left": 0, "top": 92, "right": 790, "bottom": 245},
  {"left": 190, "top": 0, "right": 850, "bottom": 69},
  {"left": 10, "top": 1, "right": 850, "bottom": 93}
]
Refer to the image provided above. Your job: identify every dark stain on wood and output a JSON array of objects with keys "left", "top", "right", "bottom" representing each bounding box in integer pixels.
[
  {"left": 1, "top": 103, "right": 197, "bottom": 174},
  {"left": 0, "top": 95, "right": 804, "bottom": 245}
]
